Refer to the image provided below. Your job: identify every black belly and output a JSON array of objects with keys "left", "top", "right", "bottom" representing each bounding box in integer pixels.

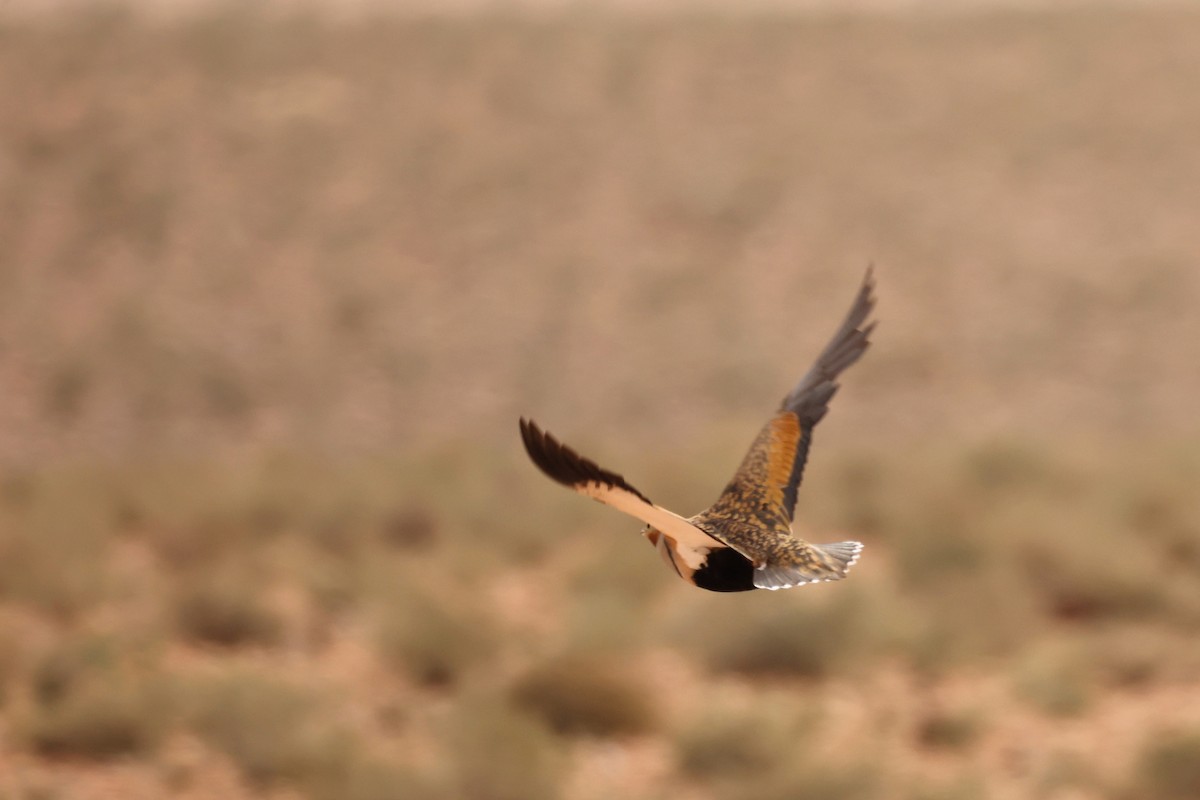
[{"left": 692, "top": 547, "right": 757, "bottom": 592}]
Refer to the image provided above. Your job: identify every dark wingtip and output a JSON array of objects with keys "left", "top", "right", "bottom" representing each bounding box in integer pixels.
[
  {"left": 781, "top": 267, "right": 879, "bottom": 423},
  {"left": 518, "top": 417, "right": 653, "bottom": 505}
]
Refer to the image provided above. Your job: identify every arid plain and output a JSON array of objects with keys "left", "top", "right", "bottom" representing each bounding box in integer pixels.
[{"left": 1, "top": 4, "right": 1199, "bottom": 800}]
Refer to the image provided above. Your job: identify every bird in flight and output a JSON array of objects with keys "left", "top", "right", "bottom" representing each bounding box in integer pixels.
[{"left": 519, "top": 269, "right": 876, "bottom": 592}]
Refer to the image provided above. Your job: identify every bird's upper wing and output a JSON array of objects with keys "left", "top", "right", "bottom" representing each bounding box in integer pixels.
[
  {"left": 518, "top": 418, "right": 724, "bottom": 569},
  {"left": 699, "top": 268, "right": 877, "bottom": 532}
]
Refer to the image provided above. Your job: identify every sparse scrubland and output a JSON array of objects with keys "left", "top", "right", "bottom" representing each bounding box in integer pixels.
[{"left": 1, "top": 4, "right": 1199, "bottom": 800}]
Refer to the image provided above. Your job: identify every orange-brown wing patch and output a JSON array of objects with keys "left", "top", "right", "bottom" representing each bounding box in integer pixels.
[
  {"left": 763, "top": 412, "right": 801, "bottom": 506},
  {"left": 693, "top": 410, "right": 805, "bottom": 537}
]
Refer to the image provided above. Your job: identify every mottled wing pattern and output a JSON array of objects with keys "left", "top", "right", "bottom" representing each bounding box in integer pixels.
[
  {"left": 693, "top": 412, "right": 805, "bottom": 536},
  {"left": 691, "top": 269, "right": 876, "bottom": 588},
  {"left": 753, "top": 538, "right": 863, "bottom": 590},
  {"left": 518, "top": 418, "right": 723, "bottom": 570}
]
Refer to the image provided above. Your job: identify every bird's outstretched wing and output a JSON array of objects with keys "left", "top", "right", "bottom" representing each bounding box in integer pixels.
[
  {"left": 700, "top": 268, "right": 877, "bottom": 534},
  {"left": 518, "top": 418, "right": 723, "bottom": 570}
]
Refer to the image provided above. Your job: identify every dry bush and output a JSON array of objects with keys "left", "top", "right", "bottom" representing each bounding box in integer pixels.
[
  {"left": 2, "top": 8, "right": 1200, "bottom": 799},
  {"left": 379, "top": 507, "right": 439, "bottom": 550},
  {"left": 186, "top": 669, "right": 350, "bottom": 789},
  {"left": 173, "top": 568, "right": 283, "bottom": 648},
  {"left": 23, "top": 677, "right": 170, "bottom": 759},
  {"left": 447, "top": 694, "right": 564, "bottom": 800},
  {"left": 961, "top": 441, "right": 1070, "bottom": 497},
  {"left": 186, "top": 666, "right": 433, "bottom": 800},
  {"left": 826, "top": 453, "right": 890, "bottom": 539},
  {"left": 1019, "top": 543, "right": 1167, "bottom": 624},
  {"left": 678, "top": 588, "right": 872, "bottom": 680},
  {"left": 1082, "top": 625, "right": 1182, "bottom": 689},
  {"left": 851, "top": 450, "right": 1040, "bottom": 667},
  {"left": 675, "top": 700, "right": 814, "bottom": 780},
  {"left": 564, "top": 535, "right": 667, "bottom": 651},
  {"left": 1031, "top": 751, "right": 1102, "bottom": 798},
  {"left": 914, "top": 709, "right": 983, "bottom": 751},
  {"left": 906, "top": 777, "right": 989, "bottom": 800},
  {"left": 0, "top": 469, "right": 117, "bottom": 620},
  {"left": 375, "top": 586, "right": 497, "bottom": 687},
  {"left": 879, "top": 439, "right": 1193, "bottom": 672},
  {"left": 1012, "top": 642, "right": 1093, "bottom": 718},
  {"left": 1006, "top": 495, "right": 1169, "bottom": 625},
  {"left": 0, "top": 622, "right": 30, "bottom": 707},
  {"left": 571, "top": 534, "right": 669, "bottom": 606},
  {"left": 511, "top": 651, "right": 657, "bottom": 737},
  {"left": 1123, "top": 729, "right": 1200, "bottom": 800},
  {"left": 19, "top": 636, "right": 172, "bottom": 760},
  {"left": 715, "top": 760, "right": 879, "bottom": 800},
  {"left": 307, "top": 756, "right": 447, "bottom": 800},
  {"left": 561, "top": 589, "right": 654, "bottom": 653}
]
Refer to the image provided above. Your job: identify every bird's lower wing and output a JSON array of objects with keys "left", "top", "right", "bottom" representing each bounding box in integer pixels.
[{"left": 519, "top": 418, "right": 723, "bottom": 568}]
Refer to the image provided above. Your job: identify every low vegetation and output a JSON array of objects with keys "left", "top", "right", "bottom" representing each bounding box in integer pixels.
[
  {"left": 678, "top": 587, "right": 873, "bottom": 679},
  {"left": 0, "top": 433, "right": 1195, "bottom": 797},
  {"left": 914, "top": 708, "right": 983, "bottom": 751},
  {"left": 374, "top": 585, "right": 498, "bottom": 687},
  {"left": 447, "top": 695, "right": 564, "bottom": 800},
  {"left": 1124, "top": 729, "right": 1200, "bottom": 800},
  {"left": 16, "top": 635, "right": 172, "bottom": 759},
  {"left": 675, "top": 700, "right": 813, "bottom": 780},
  {"left": 511, "top": 651, "right": 657, "bottom": 737},
  {"left": 173, "top": 569, "right": 284, "bottom": 648},
  {"left": 2, "top": 6, "right": 1199, "bottom": 800}
]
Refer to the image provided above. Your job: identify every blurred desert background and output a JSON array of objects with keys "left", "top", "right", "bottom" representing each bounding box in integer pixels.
[{"left": 2, "top": 2, "right": 1200, "bottom": 799}]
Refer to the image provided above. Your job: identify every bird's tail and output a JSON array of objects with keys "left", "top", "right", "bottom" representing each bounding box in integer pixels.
[{"left": 753, "top": 540, "right": 864, "bottom": 591}]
